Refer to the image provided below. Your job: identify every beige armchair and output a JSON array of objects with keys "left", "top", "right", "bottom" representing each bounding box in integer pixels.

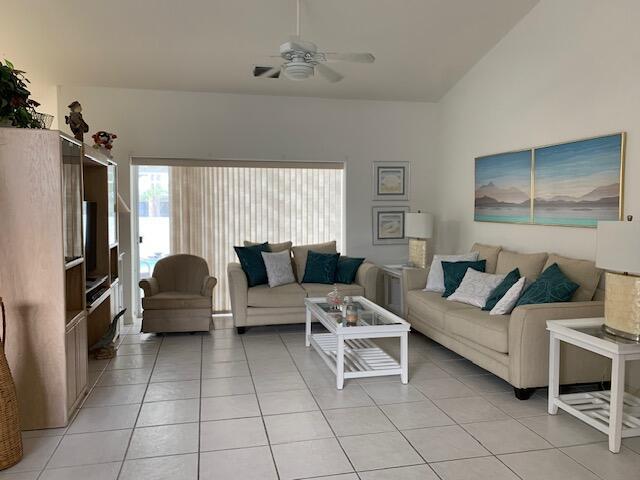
[{"left": 139, "top": 254, "right": 216, "bottom": 333}]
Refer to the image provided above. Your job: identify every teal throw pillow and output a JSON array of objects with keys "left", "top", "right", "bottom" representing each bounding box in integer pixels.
[
  {"left": 515, "top": 263, "right": 579, "bottom": 307},
  {"left": 335, "top": 257, "right": 365, "bottom": 284},
  {"left": 234, "top": 242, "right": 269, "bottom": 287},
  {"left": 483, "top": 268, "right": 521, "bottom": 311},
  {"left": 442, "top": 260, "right": 486, "bottom": 297},
  {"left": 302, "top": 251, "right": 341, "bottom": 284}
]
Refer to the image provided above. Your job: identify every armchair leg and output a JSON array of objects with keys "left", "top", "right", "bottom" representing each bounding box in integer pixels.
[
  {"left": 514, "top": 387, "right": 536, "bottom": 400},
  {"left": 236, "top": 327, "right": 246, "bottom": 335}
]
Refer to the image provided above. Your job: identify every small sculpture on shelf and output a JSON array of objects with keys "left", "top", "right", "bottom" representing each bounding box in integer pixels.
[
  {"left": 92, "top": 130, "right": 117, "bottom": 154},
  {"left": 65, "top": 101, "right": 89, "bottom": 141}
]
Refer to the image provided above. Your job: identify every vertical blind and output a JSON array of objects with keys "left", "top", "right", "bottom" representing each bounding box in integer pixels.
[{"left": 169, "top": 165, "right": 344, "bottom": 311}]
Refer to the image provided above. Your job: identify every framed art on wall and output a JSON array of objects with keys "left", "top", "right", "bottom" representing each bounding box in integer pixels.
[
  {"left": 372, "top": 206, "right": 409, "bottom": 245},
  {"left": 474, "top": 132, "right": 625, "bottom": 228},
  {"left": 373, "top": 162, "right": 410, "bottom": 201},
  {"left": 475, "top": 149, "right": 532, "bottom": 224}
]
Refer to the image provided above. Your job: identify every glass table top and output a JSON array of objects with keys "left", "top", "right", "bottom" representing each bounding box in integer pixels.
[
  {"left": 573, "top": 325, "right": 640, "bottom": 345},
  {"left": 314, "top": 301, "right": 403, "bottom": 327}
]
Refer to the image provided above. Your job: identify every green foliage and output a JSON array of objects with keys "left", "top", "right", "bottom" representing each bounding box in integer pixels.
[{"left": 0, "top": 59, "right": 43, "bottom": 128}]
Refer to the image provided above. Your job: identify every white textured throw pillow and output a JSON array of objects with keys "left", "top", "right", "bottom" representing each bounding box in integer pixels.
[
  {"left": 490, "top": 277, "right": 527, "bottom": 315},
  {"left": 424, "top": 252, "right": 479, "bottom": 293},
  {"left": 261, "top": 250, "right": 296, "bottom": 288},
  {"left": 447, "top": 269, "right": 506, "bottom": 308}
]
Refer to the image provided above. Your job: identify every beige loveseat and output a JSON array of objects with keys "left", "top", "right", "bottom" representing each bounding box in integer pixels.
[
  {"left": 403, "top": 243, "right": 610, "bottom": 399},
  {"left": 228, "top": 241, "right": 379, "bottom": 333}
]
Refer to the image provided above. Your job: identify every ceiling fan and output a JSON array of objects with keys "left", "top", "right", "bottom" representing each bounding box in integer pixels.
[{"left": 255, "top": 0, "right": 375, "bottom": 83}]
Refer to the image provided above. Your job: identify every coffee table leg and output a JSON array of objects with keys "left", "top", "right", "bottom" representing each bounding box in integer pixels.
[
  {"left": 305, "top": 309, "right": 311, "bottom": 347},
  {"left": 336, "top": 336, "right": 345, "bottom": 390},
  {"left": 400, "top": 332, "right": 408, "bottom": 384},
  {"left": 609, "top": 354, "right": 625, "bottom": 453}
]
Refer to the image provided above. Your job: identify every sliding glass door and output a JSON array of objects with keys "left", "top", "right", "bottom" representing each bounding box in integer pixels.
[{"left": 134, "top": 161, "right": 344, "bottom": 313}]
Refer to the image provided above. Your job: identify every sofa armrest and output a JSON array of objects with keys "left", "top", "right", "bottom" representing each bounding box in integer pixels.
[
  {"left": 400, "top": 267, "right": 428, "bottom": 317},
  {"left": 201, "top": 276, "right": 218, "bottom": 298},
  {"left": 355, "top": 262, "right": 379, "bottom": 301},
  {"left": 508, "top": 301, "right": 605, "bottom": 388},
  {"left": 139, "top": 277, "right": 159, "bottom": 297},
  {"left": 227, "top": 263, "right": 249, "bottom": 326}
]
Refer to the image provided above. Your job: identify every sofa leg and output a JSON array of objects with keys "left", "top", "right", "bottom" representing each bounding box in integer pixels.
[
  {"left": 514, "top": 387, "right": 536, "bottom": 400},
  {"left": 236, "top": 327, "right": 246, "bottom": 335}
]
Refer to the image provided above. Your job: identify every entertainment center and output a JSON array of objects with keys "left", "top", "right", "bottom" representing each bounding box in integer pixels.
[{"left": 0, "top": 128, "right": 124, "bottom": 429}]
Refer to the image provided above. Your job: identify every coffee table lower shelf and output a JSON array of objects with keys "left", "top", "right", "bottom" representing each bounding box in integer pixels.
[{"left": 309, "top": 333, "right": 403, "bottom": 382}]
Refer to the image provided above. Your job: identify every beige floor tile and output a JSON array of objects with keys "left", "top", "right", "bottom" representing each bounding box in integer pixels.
[
  {"left": 67, "top": 404, "right": 140, "bottom": 434},
  {"left": 83, "top": 384, "right": 147, "bottom": 407},
  {"left": 339, "top": 431, "right": 424, "bottom": 471},
  {"left": 144, "top": 380, "right": 201, "bottom": 402},
  {"left": 258, "top": 389, "right": 318, "bottom": 415},
  {"left": 48, "top": 430, "right": 131, "bottom": 468},
  {"left": 200, "top": 393, "right": 261, "bottom": 421},
  {"left": 200, "top": 446, "right": 278, "bottom": 480},
  {"left": 412, "top": 377, "right": 476, "bottom": 399},
  {"left": 127, "top": 423, "right": 199, "bottom": 459},
  {"left": 360, "top": 382, "right": 427, "bottom": 405},
  {"left": 120, "top": 454, "right": 198, "bottom": 480},
  {"left": 562, "top": 442, "right": 640, "bottom": 480},
  {"left": 403, "top": 425, "right": 490, "bottom": 462},
  {"left": 0, "top": 436, "right": 62, "bottom": 473},
  {"left": 136, "top": 399, "right": 199, "bottom": 427},
  {"left": 200, "top": 376, "right": 254, "bottom": 397},
  {"left": 272, "top": 438, "right": 353, "bottom": 480},
  {"left": 434, "top": 396, "right": 509, "bottom": 424},
  {"left": 431, "top": 456, "right": 519, "bottom": 480},
  {"left": 264, "top": 411, "right": 334, "bottom": 444},
  {"left": 462, "top": 419, "right": 552, "bottom": 454},
  {"left": 324, "top": 406, "right": 396, "bottom": 436},
  {"left": 518, "top": 413, "right": 606, "bottom": 447},
  {"left": 358, "top": 464, "right": 440, "bottom": 480},
  {"left": 200, "top": 417, "right": 267, "bottom": 451},
  {"left": 381, "top": 400, "right": 454, "bottom": 430},
  {"left": 499, "top": 449, "right": 600, "bottom": 480},
  {"left": 39, "top": 462, "right": 121, "bottom": 480},
  {"left": 312, "top": 384, "right": 375, "bottom": 410}
]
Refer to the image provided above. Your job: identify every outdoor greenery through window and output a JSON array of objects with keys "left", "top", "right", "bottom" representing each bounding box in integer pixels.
[{"left": 137, "top": 164, "right": 344, "bottom": 311}]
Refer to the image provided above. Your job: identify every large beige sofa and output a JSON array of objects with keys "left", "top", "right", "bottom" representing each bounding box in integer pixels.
[
  {"left": 403, "top": 243, "right": 610, "bottom": 399},
  {"left": 228, "top": 241, "right": 379, "bottom": 333}
]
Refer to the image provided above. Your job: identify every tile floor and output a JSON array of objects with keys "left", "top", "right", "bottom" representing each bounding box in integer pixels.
[{"left": 3, "top": 321, "right": 639, "bottom": 480}]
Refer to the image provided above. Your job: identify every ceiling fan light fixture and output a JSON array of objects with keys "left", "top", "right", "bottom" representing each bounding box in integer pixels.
[{"left": 283, "top": 61, "right": 314, "bottom": 80}]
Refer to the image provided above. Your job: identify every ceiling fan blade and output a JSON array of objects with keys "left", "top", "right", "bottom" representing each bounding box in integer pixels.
[
  {"left": 257, "top": 65, "right": 282, "bottom": 78},
  {"left": 315, "top": 62, "right": 344, "bottom": 83},
  {"left": 322, "top": 52, "right": 375, "bottom": 63},
  {"left": 288, "top": 35, "right": 308, "bottom": 52}
]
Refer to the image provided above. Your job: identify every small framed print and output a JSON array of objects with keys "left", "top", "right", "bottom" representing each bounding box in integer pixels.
[
  {"left": 373, "top": 162, "right": 410, "bottom": 201},
  {"left": 372, "top": 206, "right": 409, "bottom": 245}
]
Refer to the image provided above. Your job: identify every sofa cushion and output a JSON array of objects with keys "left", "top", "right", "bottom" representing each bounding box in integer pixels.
[
  {"left": 244, "top": 240, "right": 293, "bottom": 253},
  {"left": 425, "top": 252, "right": 479, "bottom": 293},
  {"left": 335, "top": 257, "right": 365, "bottom": 284},
  {"left": 516, "top": 263, "right": 579, "bottom": 307},
  {"left": 406, "top": 290, "right": 475, "bottom": 331},
  {"left": 446, "top": 308, "right": 510, "bottom": 354},
  {"left": 442, "top": 260, "right": 486, "bottom": 297},
  {"left": 262, "top": 250, "right": 296, "bottom": 288},
  {"left": 248, "top": 282, "right": 307, "bottom": 308},
  {"left": 471, "top": 243, "right": 502, "bottom": 274},
  {"left": 491, "top": 276, "right": 527, "bottom": 315},
  {"left": 483, "top": 268, "right": 521, "bottom": 311},
  {"left": 543, "top": 254, "right": 602, "bottom": 302},
  {"left": 447, "top": 269, "right": 506, "bottom": 308},
  {"left": 301, "top": 283, "right": 364, "bottom": 299},
  {"left": 496, "top": 250, "right": 548, "bottom": 281},
  {"left": 143, "top": 292, "right": 212, "bottom": 310},
  {"left": 302, "top": 251, "right": 340, "bottom": 284},
  {"left": 234, "top": 242, "right": 269, "bottom": 287},
  {"left": 292, "top": 241, "right": 337, "bottom": 280}
]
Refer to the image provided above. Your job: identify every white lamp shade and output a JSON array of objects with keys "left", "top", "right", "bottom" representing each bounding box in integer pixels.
[
  {"left": 596, "top": 220, "right": 640, "bottom": 274},
  {"left": 406, "top": 212, "right": 433, "bottom": 239}
]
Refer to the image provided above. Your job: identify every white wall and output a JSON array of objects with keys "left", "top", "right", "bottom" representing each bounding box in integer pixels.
[
  {"left": 56, "top": 86, "right": 438, "bottom": 318},
  {"left": 435, "top": 0, "right": 640, "bottom": 259}
]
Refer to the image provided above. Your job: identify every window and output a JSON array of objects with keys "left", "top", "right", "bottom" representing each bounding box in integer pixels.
[{"left": 135, "top": 161, "right": 344, "bottom": 312}]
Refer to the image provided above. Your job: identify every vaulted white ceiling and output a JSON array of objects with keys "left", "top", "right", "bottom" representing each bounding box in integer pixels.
[{"left": 1, "top": 0, "right": 538, "bottom": 101}]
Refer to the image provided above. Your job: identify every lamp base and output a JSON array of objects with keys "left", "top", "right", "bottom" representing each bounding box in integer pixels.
[
  {"left": 408, "top": 238, "right": 431, "bottom": 269},
  {"left": 603, "top": 272, "right": 640, "bottom": 341}
]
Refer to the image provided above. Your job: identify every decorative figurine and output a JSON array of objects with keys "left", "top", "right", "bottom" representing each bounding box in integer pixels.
[
  {"left": 92, "top": 131, "right": 117, "bottom": 151},
  {"left": 64, "top": 101, "right": 89, "bottom": 141}
]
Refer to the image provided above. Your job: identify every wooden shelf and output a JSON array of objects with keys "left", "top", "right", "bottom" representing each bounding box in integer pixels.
[
  {"left": 87, "top": 289, "right": 110, "bottom": 314},
  {"left": 65, "top": 310, "right": 84, "bottom": 328},
  {"left": 65, "top": 257, "right": 84, "bottom": 270},
  {"left": 86, "top": 275, "right": 108, "bottom": 295}
]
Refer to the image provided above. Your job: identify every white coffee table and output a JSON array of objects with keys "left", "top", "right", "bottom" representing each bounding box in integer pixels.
[
  {"left": 547, "top": 318, "right": 640, "bottom": 453},
  {"left": 305, "top": 296, "right": 410, "bottom": 389}
]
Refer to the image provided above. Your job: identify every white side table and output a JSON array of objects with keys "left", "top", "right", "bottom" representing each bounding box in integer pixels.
[
  {"left": 381, "top": 265, "right": 405, "bottom": 317},
  {"left": 547, "top": 318, "right": 640, "bottom": 453}
]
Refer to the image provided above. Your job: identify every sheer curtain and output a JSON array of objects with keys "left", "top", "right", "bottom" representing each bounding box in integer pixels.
[{"left": 169, "top": 164, "right": 344, "bottom": 311}]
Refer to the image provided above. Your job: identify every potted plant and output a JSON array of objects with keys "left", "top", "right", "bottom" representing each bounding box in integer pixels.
[{"left": 0, "top": 59, "right": 51, "bottom": 128}]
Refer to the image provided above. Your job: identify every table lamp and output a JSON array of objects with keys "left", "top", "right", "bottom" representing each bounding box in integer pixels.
[
  {"left": 596, "top": 216, "right": 640, "bottom": 341},
  {"left": 406, "top": 211, "right": 433, "bottom": 269}
]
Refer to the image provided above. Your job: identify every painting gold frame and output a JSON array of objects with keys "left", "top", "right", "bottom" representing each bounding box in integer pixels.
[{"left": 474, "top": 132, "right": 625, "bottom": 228}]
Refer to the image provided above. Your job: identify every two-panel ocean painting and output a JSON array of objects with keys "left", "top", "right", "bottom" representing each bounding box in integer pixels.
[{"left": 474, "top": 133, "right": 624, "bottom": 227}]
